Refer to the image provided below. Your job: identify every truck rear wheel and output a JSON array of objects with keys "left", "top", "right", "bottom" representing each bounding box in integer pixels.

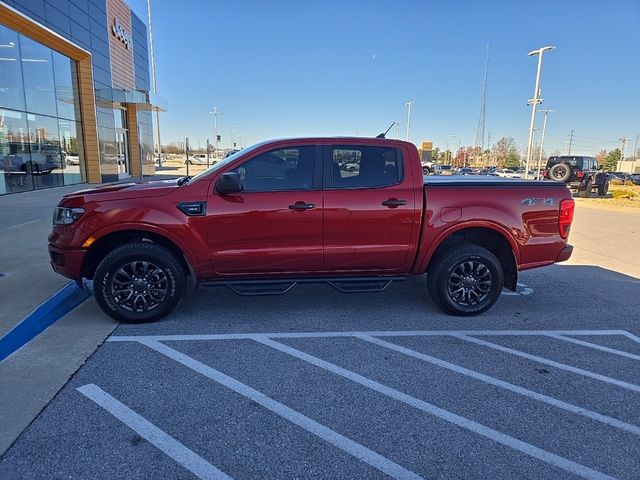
[
  {"left": 94, "top": 242, "right": 186, "bottom": 323},
  {"left": 427, "top": 243, "right": 504, "bottom": 316},
  {"left": 597, "top": 181, "right": 609, "bottom": 196}
]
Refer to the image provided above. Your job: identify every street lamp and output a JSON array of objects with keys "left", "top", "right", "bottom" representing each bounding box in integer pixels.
[
  {"left": 449, "top": 134, "right": 459, "bottom": 165},
  {"left": 525, "top": 46, "right": 555, "bottom": 179},
  {"left": 405, "top": 101, "right": 414, "bottom": 142},
  {"left": 209, "top": 107, "right": 220, "bottom": 156},
  {"left": 536, "top": 109, "right": 554, "bottom": 179}
]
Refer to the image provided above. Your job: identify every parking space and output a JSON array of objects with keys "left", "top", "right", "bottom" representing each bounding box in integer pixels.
[{"left": 2, "top": 322, "right": 640, "bottom": 479}]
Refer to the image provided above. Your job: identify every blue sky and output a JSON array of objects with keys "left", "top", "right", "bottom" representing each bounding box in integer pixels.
[{"left": 128, "top": 0, "right": 640, "bottom": 155}]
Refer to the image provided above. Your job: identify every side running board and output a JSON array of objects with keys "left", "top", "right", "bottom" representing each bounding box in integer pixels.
[{"left": 200, "top": 276, "right": 407, "bottom": 297}]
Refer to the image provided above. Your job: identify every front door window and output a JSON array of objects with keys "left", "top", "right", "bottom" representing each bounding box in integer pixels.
[{"left": 114, "top": 109, "right": 130, "bottom": 178}]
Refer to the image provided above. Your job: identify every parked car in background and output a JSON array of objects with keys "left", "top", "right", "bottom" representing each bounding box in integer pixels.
[
  {"left": 478, "top": 167, "right": 497, "bottom": 175},
  {"left": 630, "top": 174, "right": 640, "bottom": 185},
  {"left": 185, "top": 154, "right": 214, "bottom": 166},
  {"left": 494, "top": 169, "right": 521, "bottom": 178},
  {"left": 454, "top": 167, "right": 475, "bottom": 175},
  {"left": 432, "top": 164, "right": 453, "bottom": 175},
  {"left": 543, "top": 156, "right": 609, "bottom": 197}
]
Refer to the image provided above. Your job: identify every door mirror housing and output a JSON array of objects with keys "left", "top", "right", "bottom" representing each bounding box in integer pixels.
[{"left": 216, "top": 172, "right": 242, "bottom": 195}]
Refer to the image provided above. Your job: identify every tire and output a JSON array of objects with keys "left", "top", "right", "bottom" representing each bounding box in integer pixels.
[
  {"left": 423, "top": 167, "right": 431, "bottom": 175},
  {"left": 597, "top": 181, "right": 609, "bottom": 196},
  {"left": 577, "top": 180, "right": 591, "bottom": 198},
  {"left": 94, "top": 242, "right": 186, "bottom": 323},
  {"left": 549, "top": 163, "right": 571, "bottom": 182},
  {"left": 427, "top": 243, "right": 504, "bottom": 316}
]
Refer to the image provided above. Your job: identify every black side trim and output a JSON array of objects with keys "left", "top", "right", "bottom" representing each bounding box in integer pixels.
[
  {"left": 178, "top": 201, "right": 207, "bottom": 216},
  {"left": 201, "top": 275, "right": 406, "bottom": 296}
]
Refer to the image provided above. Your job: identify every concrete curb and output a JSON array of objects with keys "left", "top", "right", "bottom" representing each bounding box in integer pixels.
[{"left": 0, "top": 283, "right": 90, "bottom": 362}]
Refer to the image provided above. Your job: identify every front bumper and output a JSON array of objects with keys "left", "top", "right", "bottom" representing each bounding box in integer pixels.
[
  {"left": 555, "top": 244, "right": 573, "bottom": 263},
  {"left": 48, "top": 243, "right": 86, "bottom": 280}
]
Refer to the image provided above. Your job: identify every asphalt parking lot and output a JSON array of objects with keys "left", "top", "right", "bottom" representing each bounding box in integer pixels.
[{"left": 1, "top": 261, "right": 639, "bottom": 480}]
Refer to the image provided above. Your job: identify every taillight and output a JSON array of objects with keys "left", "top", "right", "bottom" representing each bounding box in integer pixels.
[
  {"left": 559, "top": 198, "right": 575, "bottom": 239},
  {"left": 542, "top": 170, "right": 548, "bottom": 178},
  {"left": 576, "top": 171, "right": 584, "bottom": 179}
]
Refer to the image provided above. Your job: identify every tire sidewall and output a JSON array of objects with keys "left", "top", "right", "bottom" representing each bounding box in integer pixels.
[
  {"left": 550, "top": 163, "right": 571, "bottom": 182},
  {"left": 95, "top": 247, "right": 184, "bottom": 323}
]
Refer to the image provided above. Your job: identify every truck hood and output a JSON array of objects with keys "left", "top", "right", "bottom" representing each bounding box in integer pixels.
[{"left": 59, "top": 178, "right": 181, "bottom": 206}]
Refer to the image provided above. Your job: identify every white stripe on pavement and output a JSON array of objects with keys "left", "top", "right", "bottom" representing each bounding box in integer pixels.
[
  {"left": 454, "top": 335, "right": 640, "bottom": 394},
  {"left": 545, "top": 334, "right": 640, "bottom": 362},
  {"left": 254, "top": 337, "right": 614, "bottom": 480},
  {"left": 106, "top": 329, "right": 630, "bottom": 343},
  {"left": 76, "top": 384, "right": 233, "bottom": 480},
  {"left": 356, "top": 335, "right": 640, "bottom": 436},
  {"left": 139, "top": 339, "right": 423, "bottom": 480}
]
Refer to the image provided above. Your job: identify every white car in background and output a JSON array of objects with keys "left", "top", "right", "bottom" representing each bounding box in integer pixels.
[
  {"left": 494, "top": 168, "right": 521, "bottom": 178},
  {"left": 185, "top": 154, "right": 215, "bottom": 165}
]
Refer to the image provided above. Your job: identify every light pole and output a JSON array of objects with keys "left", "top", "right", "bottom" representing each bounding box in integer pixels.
[
  {"left": 449, "top": 134, "right": 459, "bottom": 165},
  {"left": 395, "top": 121, "right": 401, "bottom": 139},
  {"left": 209, "top": 107, "right": 220, "bottom": 156},
  {"left": 405, "top": 101, "right": 414, "bottom": 142},
  {"left": 230, "top": 126, "right": 235, "bottom": 149},
  {"left": 525, "top": 46, "right": 555, "bottom": 179},
  {"left": 619, "top": 137, "right": 629, "bottom": 169},
  {"left": 146, "top": 0, "right": 162, "bottom": 167},
  {"left": 537, "top": 109, "right": 554, "bottom": 179}
]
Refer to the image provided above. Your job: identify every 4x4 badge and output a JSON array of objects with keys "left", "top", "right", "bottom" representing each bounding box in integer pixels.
[{"left": 521, "top": 197, "right": 556, "bottom": 206}]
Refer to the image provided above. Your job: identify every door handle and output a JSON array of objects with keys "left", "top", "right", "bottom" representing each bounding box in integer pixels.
[
  {"left": 289, "top": 202, "right": 315, "bottom": 210},
  {"left": 382, "top": 198, "right": 407, "bottom": 208}
]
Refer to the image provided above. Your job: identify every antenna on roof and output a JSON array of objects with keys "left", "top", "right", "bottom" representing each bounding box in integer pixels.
[{"left": 376, "top": 122, "right": 397, "bottom": 138}]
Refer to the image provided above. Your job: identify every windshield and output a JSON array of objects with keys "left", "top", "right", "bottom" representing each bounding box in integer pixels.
[{"left": 188, "top": 142, "right": 264, "bottom": 183}]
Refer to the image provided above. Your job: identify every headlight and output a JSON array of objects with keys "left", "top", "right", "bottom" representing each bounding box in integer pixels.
[{"left": 53, "top": 207, "right": 85, "bottom": 225}]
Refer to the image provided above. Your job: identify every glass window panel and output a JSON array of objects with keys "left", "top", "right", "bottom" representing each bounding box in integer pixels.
[
  {"left": 0, "top": 108, "right": 33, "bottom": 193},
  {"left": 0, "top": 25, "right": 25, "bottom": 111},
  {"left": 26, "top": 113, "right": 64, "bottom": 189},
  {"left": 59, "top": 119, "right": 85, "bottom": 185},
  {"left": 330, "top": 146, "right": 401, "bottom": 189},
  {"left": 20, "top": 35, "right": 57, "bottom": 117},
  {"left": 234, "top": 147, "right": 315, "bottom": 192},
  {"left": 52, "top": 51, "right": 78, "bottom": 121}
]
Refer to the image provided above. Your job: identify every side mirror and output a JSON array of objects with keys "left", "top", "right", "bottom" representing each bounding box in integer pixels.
[{"left": 216, "top": 172, "right": 242, "bottom": 195}]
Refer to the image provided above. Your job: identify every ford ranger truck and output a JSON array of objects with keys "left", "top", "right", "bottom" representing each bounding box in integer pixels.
[{"left": 48, "top": 138, "right": 574, "bottom": 323}]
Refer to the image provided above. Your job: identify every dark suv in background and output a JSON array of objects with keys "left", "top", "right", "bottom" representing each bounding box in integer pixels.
[{"left": 544, "top": 156, "right": 609, "bottom": 197}]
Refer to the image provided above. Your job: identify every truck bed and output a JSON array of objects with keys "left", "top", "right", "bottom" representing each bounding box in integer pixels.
[{"left": 424, "top": 176, "right": 561, "bottom": 187}]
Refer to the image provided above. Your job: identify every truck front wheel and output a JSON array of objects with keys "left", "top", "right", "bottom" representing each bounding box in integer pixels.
[
  {"left": 427, "top": 244, "right": 504, "bottom": 316},
  {"left": 94, "top": 242, "right": 186, "bottom": 323}
]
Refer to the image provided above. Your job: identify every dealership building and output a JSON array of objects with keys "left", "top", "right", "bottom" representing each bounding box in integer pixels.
[{"left": 0, "top": 0, "right": 163, "bottom": 195}]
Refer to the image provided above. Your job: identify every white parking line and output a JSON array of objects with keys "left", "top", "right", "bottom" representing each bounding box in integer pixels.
[
  {"left": 139, "top": 339, "right": 423, "bottom": 480},
  {"left": 356, "top": 335, "right": 640, "bottom": 436},
  {"left": 254, "top": 337, "right": 614, "bottom": 480},
  {"left": 621, "top": 332, "right": 640, "bottom": 344},
  {"left": 77, "top": 384, "right": 233, "bottom": 480},
  {"left": 454, "top": 335, "right": 640, "bottom": 394},
  {"left": 107, "top": 329, "right": 631, "bottom": 343},
  {"left": 546, "top": 334, "right": 640, "bottom": 362}
]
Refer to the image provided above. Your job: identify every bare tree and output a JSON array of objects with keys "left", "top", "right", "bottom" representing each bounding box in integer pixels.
[{"left": 492, "top": 137, "right": 520, "bottom": 168}]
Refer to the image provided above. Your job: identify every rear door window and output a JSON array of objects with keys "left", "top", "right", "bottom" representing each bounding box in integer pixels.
[{"left": 328, "top": 145, "right": 403, "bottom": 189}]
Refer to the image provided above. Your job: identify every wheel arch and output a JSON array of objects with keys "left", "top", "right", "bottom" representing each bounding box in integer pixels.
[
  {"left": 422, "top": 224, "right": 519, "bottom": 291},
  {"left": 81, "top": 226, "right": 197, "bottom": 281}
]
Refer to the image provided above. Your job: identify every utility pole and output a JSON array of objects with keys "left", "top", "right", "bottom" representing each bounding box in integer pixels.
[
  {"left": 230, "top": 126, "right": 235, "bottom": 149},
  {"left": 395, "top": 121, "right": 401, "bottom": 139},
  {"left": 405, "top": 101, "right": 414, "bottom": 142},
  {"left": 209, "top": 107, "right": 220, "bottom": 156},
  {"left": 619, "top": 137, "right": 630, "bottom": 169},
  {"left": 566, "top": 129, "right": 574, "bottom": 155},
  {"left": 633, "top": 134, "right": 639, "bottom": 159},
  {"left": 537, "top": 110, "right": 554, "bottom": 179},
  {"left": 525, "top": 46, "right": 555, "bottom": 179},
  {"left": 146, "top": 0, "right": 162, "bottom": 167},
  {"left": 487, "top": 131, "right": 491, "bottom": 165}
]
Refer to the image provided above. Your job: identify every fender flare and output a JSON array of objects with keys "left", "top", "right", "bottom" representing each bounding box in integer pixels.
[
  {"left": 416, "top": 220, "right": 521, "bottom": 274},
  {"left": 85, "top": 222, "right": 201, "bottom": 277}
]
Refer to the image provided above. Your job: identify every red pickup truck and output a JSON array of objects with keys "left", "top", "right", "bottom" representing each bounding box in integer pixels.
[{"left": 49, "top": 137, "right": 574, "bottom": 322}]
